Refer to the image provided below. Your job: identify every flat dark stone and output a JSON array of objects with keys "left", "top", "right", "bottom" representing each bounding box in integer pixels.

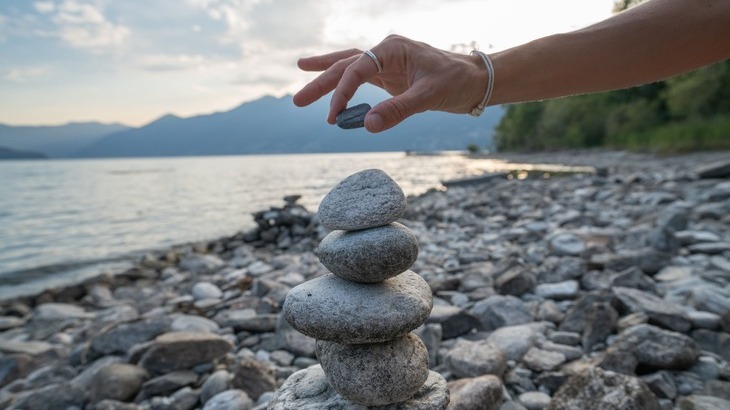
[{"left": 336, "top": 103, "right": 371, "bottom": 129}]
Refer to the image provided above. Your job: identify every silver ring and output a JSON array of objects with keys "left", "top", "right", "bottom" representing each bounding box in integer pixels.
[{"left": 363, "top": 49, "right": 383, "bottom": 73}]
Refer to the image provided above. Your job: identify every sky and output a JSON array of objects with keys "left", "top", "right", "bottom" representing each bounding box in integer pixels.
[{"left": 0, "top": 0, "right": 617, "bottom": 127}]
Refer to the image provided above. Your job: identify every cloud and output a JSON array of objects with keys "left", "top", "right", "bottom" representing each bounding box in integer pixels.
[
  {"left": 33, "top": 2, "right": 56, "bottom": 14},
  {"left": 137, "top": 54, "right": 206, "bottom": 71},
  {"left": 51, "top": 0, "right": 130, "bottom": 52},
  {"left": 2, "top": 67, "right": 47, "bottom": 83}
]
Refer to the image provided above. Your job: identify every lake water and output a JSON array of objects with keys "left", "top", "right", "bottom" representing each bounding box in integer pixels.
[{"left": 0, "top": 152, "right": 579, "bottom": 299}]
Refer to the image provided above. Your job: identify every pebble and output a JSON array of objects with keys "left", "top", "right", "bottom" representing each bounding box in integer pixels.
[
  {"left": 317, "top": 169, "right": 407, "bottom": 231},
  {"left": 317, "top": 222, "right": 419, "bottom": 283},
  {"left": 336, "top": 103, "right": 371, "bottom": 129},
  {"left": 316, "top": 333, "right": 429, "bottom": 406},
  {"left": 283, "top": 271, "right": 432, "bottom": 344},
  {"left": 267, "top": 365, "right": 449, "bottom": 409}
]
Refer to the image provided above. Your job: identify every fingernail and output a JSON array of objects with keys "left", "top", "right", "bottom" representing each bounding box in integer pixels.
[{"left": 366, "top": 113, "right": 384, "bottom": 133}]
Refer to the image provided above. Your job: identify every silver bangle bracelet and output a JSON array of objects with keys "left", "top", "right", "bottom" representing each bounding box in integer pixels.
[{"left": 469, "top": 50, "right": 495, "bottom": 117}]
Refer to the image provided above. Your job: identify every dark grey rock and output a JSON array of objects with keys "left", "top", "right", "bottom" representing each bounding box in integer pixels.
[
  {"left": 641, "top": 371, "right": 678, "bottom": 399},
  {"left": 677, "top": 395, "right": 730, "bottom": 410},
  {"left": 317, "top": 222, "right": 418, "bottom": 283},
  {"left": 695, "top": 159, "right": 730, "bottom": 179},
  {"left": 283, "top": 271, "right": 432, "bottom": 344},
  {"left": 274, "top": 315, "right": 316, "bottom": 358},
  {"left": 426, "top": 304, "right": 480, "bottom": 339},
  {"left": 413, "top": 323, "right": 442, "bottom": 368},
  {"left": 316, "top": 333, "right": 429, "bottom": 406},
  {"left": 614, "top": 324, "right": 699, "bottom": 370},
  {"left": 690, "top": 286, "right": 730, "bottom": 316},
  {"left": 10, "top": 382, "right": 86, "bottom": 410},
  {"left": 470, "top": 295, "right": 533, "bottom": 331},
  {"left": 213, "top": 309, "right": 278, "bottom": 333},
  {"left": 447, "top": 375, "right": 503, "bottom": 410},
  {"left": 444, "top": 339, "right": 507, "bottom": 378},
  {"left": 336, "top": 103, "right": 371, "bottom": 129},
  {"left": 317, "top": 169, "right": 407, "bottom": 231},
  {"left": 90, "top": 316, "right": 171, "bottom": 357},
  {"left": 547, "top": 367, "right": 660, "bottom": 410},
  {"left": 0, "top": 354, "right": 36, "bottom": 388},
  {"left": 582, "top": 301, "right": 618, "bottom": 352},
  {"left": 613, "top": 286, "right": 691, "bottom": 332},
  {"left": 201, "top": 370, "right": 231, "bottom": 404},
  {"left": 559, "top": 292, "right": 613, "bottom": 333},
  {"left": 268, "top": 365, "right": 449, "bottom": 409},
  {"left": 137, "top": 370, "right": 197, "bottom": 400},
  {"left": 137, "top": 332, "right": 232, "bottom": 374},
  {"left": 495, "top": 266, "right": 536, "bottom": 296},
  {"left": 590, "top": 248, "right": 670, "bottom": 274}
]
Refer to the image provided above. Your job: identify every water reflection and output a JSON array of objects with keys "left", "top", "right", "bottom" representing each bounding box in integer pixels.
[{"left": 0, "top": 152, "right": 590, "bottom": 297}]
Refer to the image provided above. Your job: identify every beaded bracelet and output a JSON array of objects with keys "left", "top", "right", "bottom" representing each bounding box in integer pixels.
[{"left": 469, "top": 50, "right": 495, "bottom": 117}]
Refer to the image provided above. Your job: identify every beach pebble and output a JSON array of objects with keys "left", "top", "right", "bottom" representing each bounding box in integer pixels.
[
  {"left": 267, "top": 365, "right": 449, "bottom": 410},
  {"left": 283, "top": 271, "right": 432, "bottom": 344},
  {"left": 548, "top": 367, "right": 660, "bottom": 410},
  {"left": 316, "top": 333, "right": 429, "bottom": 406},
  {"left": 138, "top": 331, "right": 233, "bottom": 374},
  {"left": 336, "top": 103, "right": 371, "bottom": 129},
  {"left": 318, "top": 222, "right": 419, "bottom": 283},
  {"left": 191, "top": 282, "right": 223, "bottom": 300},
  {"left": 317, "top": 169, "right": 407, "bottom": 231},
  {"left": 202, "top": 389, "right": 252, "bottom": 410},
  {"left": 447, "top": 375, "right": 503, "bottom": 410}
]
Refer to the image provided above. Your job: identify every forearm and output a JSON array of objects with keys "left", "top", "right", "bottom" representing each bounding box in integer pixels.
[{"left": 488, "top": 0, "right": 730, "bottom": 105}]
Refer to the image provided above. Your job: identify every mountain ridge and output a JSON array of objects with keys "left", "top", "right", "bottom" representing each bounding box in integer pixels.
[{"left": 1, "top": 87, "right": 503, "bottom": 158}]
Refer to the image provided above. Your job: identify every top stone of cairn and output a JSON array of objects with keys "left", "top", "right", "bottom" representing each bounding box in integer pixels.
[{"left": 318, "top": 169, "right": 407, "bottom": 231}]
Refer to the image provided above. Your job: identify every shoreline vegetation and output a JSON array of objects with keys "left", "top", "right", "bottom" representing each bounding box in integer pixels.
[
  {"left": 1, "top": 149, "right": 729, "bottom": 409},
  {"left": 495, "top": 61, "right": 730, "bottom": 153}
]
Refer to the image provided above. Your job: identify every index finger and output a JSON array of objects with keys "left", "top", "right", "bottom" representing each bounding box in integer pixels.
[
  {"left": 298, "top": 48, "right": 362, "bottom": 72},
  {"left": 329, "top": 52, "right": 381, "bottom": 123}
]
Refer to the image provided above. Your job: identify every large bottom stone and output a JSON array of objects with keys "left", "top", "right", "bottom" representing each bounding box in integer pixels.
[
  {"left": 316, "top": 333, "right": 429, "bottom": 406},
  {"left": 267, "top": 365, "right": 449, "bottom": 409}
]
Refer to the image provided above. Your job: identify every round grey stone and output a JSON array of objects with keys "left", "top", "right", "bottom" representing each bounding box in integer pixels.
[
  {"left": 268, "top": 365, "right": 449, "bottom": 410},
  {"left": 444, "top": 339, "right": 507, "bottom": 378},
  {"left": 191, "top": 282, "right": 223, "bottom": 300},
  {"left": 318, "top": 222, "right": 419, "bottom": 283},
  {"left": 283, "top": 271, "right": 432, "bottom": 344},
  {"left": 316, "top": 333, "right": 429, "bottom": 406},
  {"left": 202, "top": 389, "right": 252, "bottom": 410},
  {"left": 318, "top": 169, "right": 407, "bottom": 231},
  {"left": 548, "top": 232, "right": 585, "bottom": 257}
]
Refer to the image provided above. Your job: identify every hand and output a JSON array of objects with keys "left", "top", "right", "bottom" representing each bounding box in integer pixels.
[{"left": 293, "top": 35, "right": 489, "bottom": 133}]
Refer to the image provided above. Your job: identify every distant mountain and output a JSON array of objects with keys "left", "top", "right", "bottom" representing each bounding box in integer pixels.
[
  {"left": 77, "top": 87, "right": 503, "bottom": 157},
  {"left": 0, "top": 122, "right": 132, "bottom": 157},
  {"left": 0, "top": 146, "right": 47, "bottom": 160}
]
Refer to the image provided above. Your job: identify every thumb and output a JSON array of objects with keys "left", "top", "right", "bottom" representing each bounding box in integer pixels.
[{"left": 365, "top": 88, "right": 428, "bottom": 133}]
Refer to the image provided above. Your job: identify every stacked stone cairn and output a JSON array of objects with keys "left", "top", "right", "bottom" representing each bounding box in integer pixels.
[{"left": 269, "top": 169, "right": 450, "bottom": 409}]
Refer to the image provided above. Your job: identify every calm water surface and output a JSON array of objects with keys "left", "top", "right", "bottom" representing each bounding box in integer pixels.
[{"left": 0, "top": 152, "right": 578, "bottom": 299}]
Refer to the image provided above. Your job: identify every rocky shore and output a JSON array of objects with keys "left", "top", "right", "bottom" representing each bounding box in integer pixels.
[{"left": 1, "top": 150, "right": 729, "bottom": 410}]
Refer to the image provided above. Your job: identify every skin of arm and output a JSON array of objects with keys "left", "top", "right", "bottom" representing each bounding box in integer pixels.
[{"left": 293, "top": 0, "right": 730, "bottom": 133}]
